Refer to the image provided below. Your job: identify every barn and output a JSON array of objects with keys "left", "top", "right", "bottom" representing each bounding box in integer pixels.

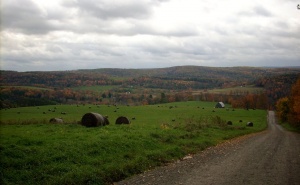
[{"left": 215, "top": 102, "right": 225, "bottom": 108}]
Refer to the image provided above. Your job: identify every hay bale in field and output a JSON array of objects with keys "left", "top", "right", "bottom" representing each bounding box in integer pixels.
[
  {"left": 246, "top": 122, "right": 253, "bottom": 127},
  {"left": 227, "top": 121, "right": 233, "bottom": 125},
  {"left": 81, "top": 112, "right": 108, "bottom": 127},
  {"left": 215, "top": 102, "right": 225, "bottom": 108},
  {"left": 116, "top": 116, "right": 130, "bottom": 124},
  {"left": 103, "top": 116, "right": 110, "bottom": 126},
  {"left": 49, "top": 118, "right": 63, "bottom": 123}
]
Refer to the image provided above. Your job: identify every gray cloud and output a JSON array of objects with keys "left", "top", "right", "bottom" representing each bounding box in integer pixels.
[
  {"left": 2, "top": 0, "right": 57, "bottom": 34},
  {"left": 238, "top": 5, "right": 273, "bottom": 18},
  {"left": 253, "top": 6, "right": 272, "bottom": 17},
  {"left": 75, "top": 0, "right": 153, "bottom": 20},
  {"left": 1, "top": 0, "right": 299, "bottom": 71}
]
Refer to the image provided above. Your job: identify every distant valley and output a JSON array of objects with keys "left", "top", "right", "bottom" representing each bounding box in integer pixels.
[{"left": 1, "top": 66, "right": 299, "bottom": 109}]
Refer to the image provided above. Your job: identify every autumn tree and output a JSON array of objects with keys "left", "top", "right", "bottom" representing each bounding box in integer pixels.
[
  {"left": 276, "top": 97, "right": 290, "bottom": 122},
  {"left": 160, "top": 92, "right": 167, "bottom": 103},
  {"left": 276, "top": 77, "right": 300, "bottom": 127},
  {"left": 289, "top": 77, "right": 300, "bottom": 127}
]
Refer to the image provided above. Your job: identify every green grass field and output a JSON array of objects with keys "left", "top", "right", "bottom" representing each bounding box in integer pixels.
[
  {"left": 0, "top": 101, "right": 267, "bottom": 185},
  {"left": 208, "top": 85, "right": 264, "bottom": 94},
  {"left": 71, "top": 85, "right": 119, "bottom": 92}
]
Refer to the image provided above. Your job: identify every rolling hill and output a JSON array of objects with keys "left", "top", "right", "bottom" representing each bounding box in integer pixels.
[{"left": 1, "top": 66, "right": 299, "bottom": 108}]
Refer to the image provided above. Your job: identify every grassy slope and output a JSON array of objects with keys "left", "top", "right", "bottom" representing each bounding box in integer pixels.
[
  {"left": 0, "top": 102, "right": 267, "bottom": 185},
  {"left": 71, "top": 85, "right": 119, "bottom": 92},
  {"left": 207, "top": 85, "right": 264, "bottom": 94}
]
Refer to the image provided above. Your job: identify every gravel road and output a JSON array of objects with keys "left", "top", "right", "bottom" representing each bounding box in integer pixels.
[{"left": 116, "top": 111, "right": 300, "bottom": 185}]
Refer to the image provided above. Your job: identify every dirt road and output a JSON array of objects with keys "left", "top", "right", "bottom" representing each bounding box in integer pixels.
[{"left": 116, "top": 111, "right": 300, "bottom": 185}]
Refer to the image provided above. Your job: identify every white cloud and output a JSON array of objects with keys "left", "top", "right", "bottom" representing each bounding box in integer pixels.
[{"left": 1, "top": 0, "right": 300, "bottom": 71}]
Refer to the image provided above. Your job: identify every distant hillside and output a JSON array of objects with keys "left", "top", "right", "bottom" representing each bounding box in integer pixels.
[
  {"left": 80, "top": 65, "right": 300, "bottom": 80},
  {"left": 1, "top": 66, "right": 299, "bottom": 108},
  {"left": 1, "top": 66, "right": 300, "bottom": 88}
]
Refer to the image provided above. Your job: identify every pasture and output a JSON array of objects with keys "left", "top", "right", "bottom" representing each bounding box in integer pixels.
[
  {"left": 193, "top": 85, "right": 264, "bottom": 95},
  {"left": 71, "top": 85, "right": 119, "bottom": 92},
  {"left": 0, "top": 101, "right": 267, "bottom": 185}
]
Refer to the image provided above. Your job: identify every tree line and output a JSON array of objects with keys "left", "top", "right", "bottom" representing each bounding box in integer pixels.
[
  {"left": 276, "top": 77, "right": 300, "bottom": 128},
  {"left": 1, "top": 68, "right": 299, "bottom": 111},
  {"left": 0, "top": 85, "right": 269, "bottom": 110}
]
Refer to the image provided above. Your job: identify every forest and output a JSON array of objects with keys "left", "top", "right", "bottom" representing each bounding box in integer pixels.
[
  {"left": 276, "top": 77, "right": 300, "bottom": 128},
  {"left": 1, "top": 66, "right": 300, "bottom": 112}
]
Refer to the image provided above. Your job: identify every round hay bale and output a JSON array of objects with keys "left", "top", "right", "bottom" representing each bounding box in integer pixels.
[
  {"left": 227, "top": 121, "right": 233, "bottom": 125},
  {"left": 246, "top": 122, "right": 253, "bottom": 127},
  {"left": 49, "top": 118, "right": 63, "bottom": 124},
  {"left": 116, "top": 116, "right": 130, "bottom": 124},
  {"left": 103, "top": 116, "right": 110, "bottom": 126},
  {"left": 81, "top": 112, "right": 106, "bottom": 127}
]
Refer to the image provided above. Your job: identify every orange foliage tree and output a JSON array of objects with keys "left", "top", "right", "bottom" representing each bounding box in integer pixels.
[
  {"left": 276, "top": 77, "right": 300, "bottom": 127},
  {"left": 289, "top": 78, "right": 300, "bottom": 126}
]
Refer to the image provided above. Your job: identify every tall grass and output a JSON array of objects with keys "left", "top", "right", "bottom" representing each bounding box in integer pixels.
[{"left": 0, "top": 101, "right": 267, "bottom": 185}]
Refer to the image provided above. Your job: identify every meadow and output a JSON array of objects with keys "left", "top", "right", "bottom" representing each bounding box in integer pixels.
[
  {"left": 193, "top": 85, "right": 265, "bottom": 95},
  {"left": 0, "top": 101, "right": 267, "bottom": 185},
  {"left": 71, "top": 85, "right": 119, "bottom": 92}
]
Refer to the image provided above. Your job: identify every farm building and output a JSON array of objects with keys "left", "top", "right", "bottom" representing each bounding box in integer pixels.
[{"left": 215, "top": 102, "right": 225, "bottom": 108}]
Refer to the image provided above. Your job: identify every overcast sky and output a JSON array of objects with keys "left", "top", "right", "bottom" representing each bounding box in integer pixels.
[{"left": 1, "top": 0, "right": 299, "bottom": 71}]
